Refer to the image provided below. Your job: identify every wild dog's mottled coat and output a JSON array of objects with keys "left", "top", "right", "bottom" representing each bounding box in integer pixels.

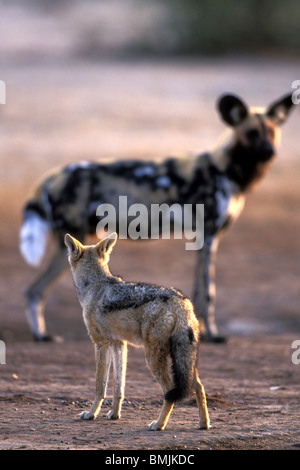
[
  {"left": 20, "top": 93, "right": 295, "bottom": 341},
  {"left": 65, "top": 233, "right": 210, "bottom": 431}
]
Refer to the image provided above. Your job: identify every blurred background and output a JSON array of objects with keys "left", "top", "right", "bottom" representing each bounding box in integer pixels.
[
  {"left": 2, "top": 0, "right": 300, "bottom": 58},
  {"left": 0, "top": 0, "right": 299, "bottom": 340}
]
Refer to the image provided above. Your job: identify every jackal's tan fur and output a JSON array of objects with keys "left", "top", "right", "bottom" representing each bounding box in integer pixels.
[{"left": 65, "top": 232, "right": 210, "bottom": 431}]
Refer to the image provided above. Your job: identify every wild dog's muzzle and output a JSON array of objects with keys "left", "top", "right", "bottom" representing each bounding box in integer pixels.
[{"left": 258, "top": 141, "right": 275, "bottom": 161}]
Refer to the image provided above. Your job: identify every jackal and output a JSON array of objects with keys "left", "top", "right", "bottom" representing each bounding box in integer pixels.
[
  {"left": 64, "top": 232, "right": 210, "bottom": 431},
  {"left": 20, "top": 92, "right": 295, "bottom": 342}
]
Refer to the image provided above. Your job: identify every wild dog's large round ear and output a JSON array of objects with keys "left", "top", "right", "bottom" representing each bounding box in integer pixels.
[
  {"left": 217, "top": 94, "right": 248, "bottom": 126},
  {"left": 64, "top": 233, "right": 83, "bottom": 260},
  {"left": 266, "top": 93, "right": 294, "bottom": 125},
  {"left": 96, "top": 232, "right": 118, "bottom": 258}
]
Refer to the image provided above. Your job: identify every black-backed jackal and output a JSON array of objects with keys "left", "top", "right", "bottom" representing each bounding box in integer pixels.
[
  {"left": 20, "top": 93, "right": 295, "bottom": 342},
  {"left": 64, "top": 232, "right": 210, "bottom": 431}
]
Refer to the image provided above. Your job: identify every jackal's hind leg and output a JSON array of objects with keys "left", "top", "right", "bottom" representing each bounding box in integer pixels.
[
  {"left": 81, "top": 343, "right": 111, "bottom": 420},
  {"left": 145, "top": 347, "right": 174, "bottom": 431},
  {"left": 194, "top": 370, "right": 210, "bottom": 429},
  {"left": 148, "top": 400, "right": 174, "bottom": 431}
]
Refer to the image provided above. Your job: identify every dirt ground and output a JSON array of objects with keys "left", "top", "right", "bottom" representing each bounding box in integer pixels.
[{"left": 0, "top": 5, "right": 300, "bottom": 451}]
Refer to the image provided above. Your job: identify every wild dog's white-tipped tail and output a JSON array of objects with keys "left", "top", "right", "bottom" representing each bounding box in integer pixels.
[{"left": 20, "top": 211, "right": 49, "bottom": 267}]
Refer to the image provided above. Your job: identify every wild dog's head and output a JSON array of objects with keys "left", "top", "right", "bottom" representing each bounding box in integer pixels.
[
  {"left": 216, "top": 93, "right": 295, "bottom": 190},
  {"left": 65, "top": 233, "right": 118, "bottom": 283}
]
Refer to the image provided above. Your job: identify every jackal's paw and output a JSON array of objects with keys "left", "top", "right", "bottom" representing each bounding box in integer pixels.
[
  {"left": 148, "top": 421, "right": 163, "bottom": 431},
  {"left": 199, "top": 420, "right": 211, "bottom": 430},
  {"left": 107, "top": 410, "right": 120, "bottom": 420},
  {"left": 80, "top": 410, "right": 95, "bottom": 420}
]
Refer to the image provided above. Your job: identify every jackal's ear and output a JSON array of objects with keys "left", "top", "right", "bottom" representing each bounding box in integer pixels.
[
  {"left": 266, "top": 93, "right": 294, "bottom": 125},
  {"left": 96, "top": 232, "right": 118, "bottom": 258},
  {"left": 64, "top": 234, "right": 83, "bottom": 260},
  {"left": 217, "top": 94, "right": 248, "bottom": 126}
]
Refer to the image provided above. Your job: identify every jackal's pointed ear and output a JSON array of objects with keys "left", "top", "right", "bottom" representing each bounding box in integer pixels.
[
  {"left": 266, "top": 93, "right": 294, "bottom": 125},
  {"left": 96, "top": 232, "right": 118, "bottom": 258},
  {"left": 217, "top": 94, "right": 248, "bottom": 126},
  {"left": 64, "top": 234, "right": 83, "bottom": 260}
]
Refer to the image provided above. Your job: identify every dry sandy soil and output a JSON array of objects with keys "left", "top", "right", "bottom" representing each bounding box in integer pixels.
[{"left": 0, "top": 4, "right": 300, "bottom": 452}]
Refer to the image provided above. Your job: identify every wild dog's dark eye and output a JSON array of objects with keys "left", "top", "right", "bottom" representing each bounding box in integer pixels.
[{"left": 246, "top": 129, "right": 260, "bottom": 140}]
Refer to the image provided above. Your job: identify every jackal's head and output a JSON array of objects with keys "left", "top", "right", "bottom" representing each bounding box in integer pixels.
[
  {"left": 216, "top": 93, "right": 295, "bottom": 189},
  {"left": 65, "top": 233, "right": 118, "bottom": 283}
]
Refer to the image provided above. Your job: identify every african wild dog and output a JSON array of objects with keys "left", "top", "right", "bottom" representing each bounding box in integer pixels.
[
  {"left": 20, "top": 93, "right": 294, "bottom": 342},
  {"left": 64, "top": 232, "right": 210, "bottom": 430}
]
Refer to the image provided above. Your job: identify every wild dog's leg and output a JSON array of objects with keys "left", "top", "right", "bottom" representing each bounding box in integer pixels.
[
  {"left": 145, "top": 347, "right": 174, "bottom": 431},
  {"left": 24, "top": 238, "right": 69, "bottom": 341},
  {"left": 80, "top": 342, "right": 111, "bottom": 420},
  {"left": 193, "top": 236, "right": 225, "bottom": 342},
  {"left": 107, "top": 341, "right": 127, "bottom": 420},
  {"left": 194, "top": 369, "right": 210, "bottom": 429}
]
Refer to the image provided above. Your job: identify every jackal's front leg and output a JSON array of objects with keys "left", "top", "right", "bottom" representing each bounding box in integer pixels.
[
  {"left": 80, "top": 343, "right": 111, "bottom": 420},
  {"left": 107, "top": 341, "right": 127, "bottom": 420}
]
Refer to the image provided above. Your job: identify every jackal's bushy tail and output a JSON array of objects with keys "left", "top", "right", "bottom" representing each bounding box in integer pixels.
[
  {"left": 165, "top": 326, "right": 198, "bottom": 403},
  {"left": 20, "top": 208, "right": 50, "bottom": 267}
]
